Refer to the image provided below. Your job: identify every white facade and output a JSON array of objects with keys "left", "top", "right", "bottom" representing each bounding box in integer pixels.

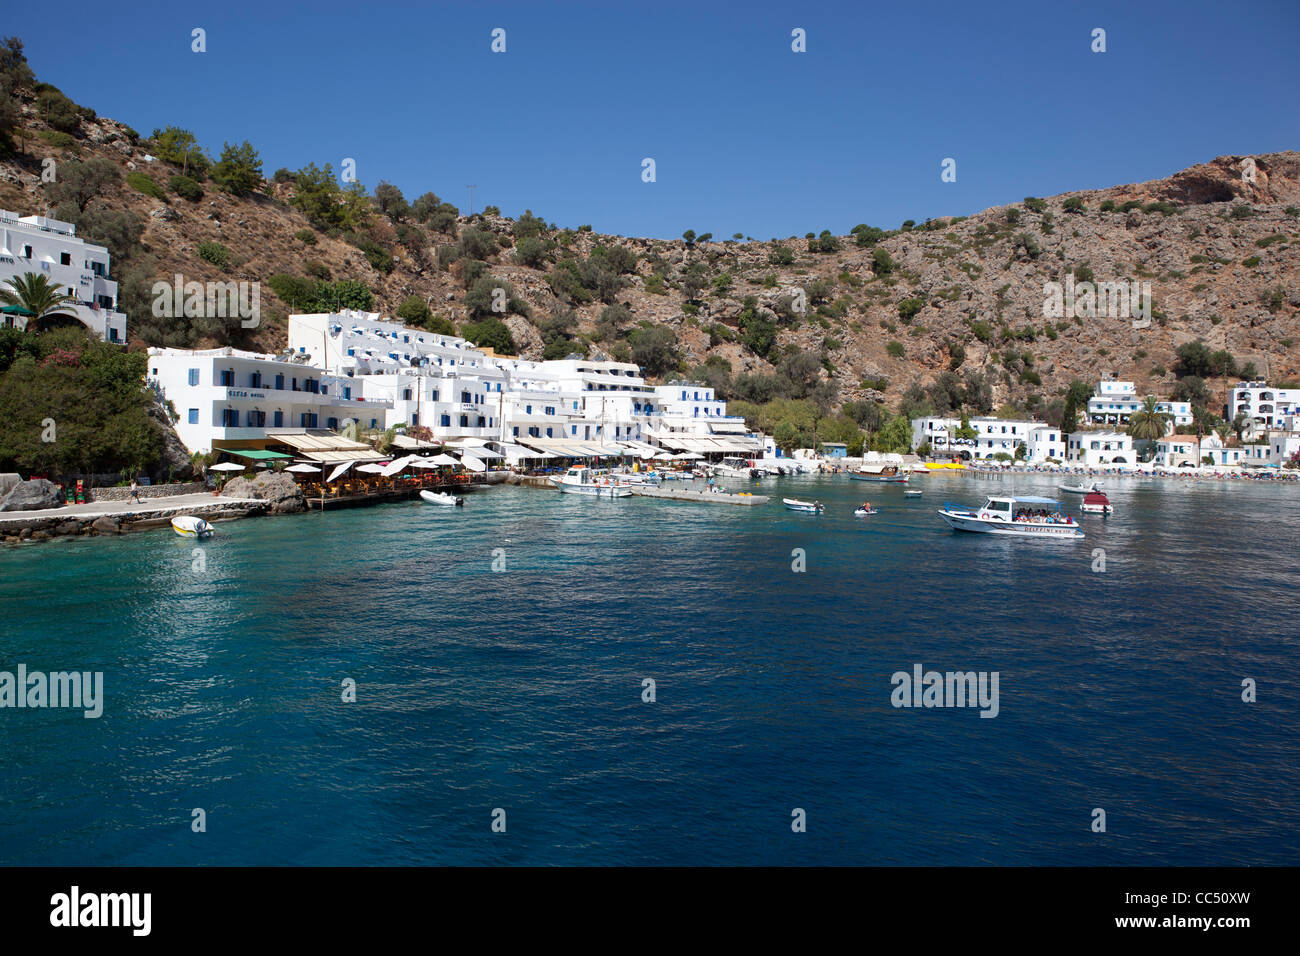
[
  {"left": 1087, "top": 377, "right": 1191, "bottom": 428},
  {"left": 147, "top": 347, "right": 391, "bottom": 453},
  {"left": 0, "top": 210, "right": 127, "bottom": 342},
  {"left": 650, "top": 382, "right": 753, "bottom": 446},
  {"left": 1152, "top": 436, "right": 1199, "bottom": 468},
  {"left": 913, "top": 416, "right": 1063, "bottom": 462},
  {"left": 1230, "top": 381, "right": 1300, "bottom": 428},
  {"left": 1066, "top": 430, "right": 1135, "bottom": 468}
]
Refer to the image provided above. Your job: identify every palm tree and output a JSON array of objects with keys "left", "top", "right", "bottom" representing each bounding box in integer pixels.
[
  {"left": 0, "top": 272, "right": 76, "bottom": 322},
  {"left": 1127, "top": 396, "right": 1168, "bottom": 442}
]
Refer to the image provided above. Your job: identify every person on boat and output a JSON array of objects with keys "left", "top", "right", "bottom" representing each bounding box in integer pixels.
[{"left": 862, "top": 501, "right": 872, "bottom": 512}]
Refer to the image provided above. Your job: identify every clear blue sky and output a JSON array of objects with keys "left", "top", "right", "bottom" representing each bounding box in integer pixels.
[{"left": 13, "top": 0, "right": 1299, "bottom": 239}]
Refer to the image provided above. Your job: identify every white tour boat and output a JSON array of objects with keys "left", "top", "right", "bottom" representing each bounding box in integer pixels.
[
  {"left": 552, "top": 467, "right": 633, "bottom": 498},
  {"left": 849, "top": 464, "right": 909, "bottom": 483},
  {"left": 938, "top": 495, "right": 1084, "bottom": 539},
  {"left": 171, "top": 515, "right": 214, "bottom": 538},
  {"left": 420, "top": 490, "right": 464, "bottom": 506},
  {"left": 783, "top": 498, "right": 824, "bottom": 513}
]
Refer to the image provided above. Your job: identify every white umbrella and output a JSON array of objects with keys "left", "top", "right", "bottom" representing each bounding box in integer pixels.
[
  {"left": 326, "top": 461, "right": 354, "bottom": 482},
  {"left": 460, "top": 454, "right": 487, "bottom": 472},
  {"left": 678, "top": 452, "right": 703, "bottom": 460},
  {"left": 409, "top": 458, "right": 440, "bottom": 470},
  {"left": 460, "top": 447, "right": 502, "bottom": 459},
  {"left": 429, "top": 454, "right": 460, "bottom": 466},
  {"left": 210, "top": 462, "right": 245, "bottom": 472},
  {"left": 381, "top": 455, "right": 415, "bottom": 477},
  {"left": 285, "top": 463, "right": 320, "bottom": 474},
  {"left": 356, "top": 463, "right": 386, "bottom": 474}
]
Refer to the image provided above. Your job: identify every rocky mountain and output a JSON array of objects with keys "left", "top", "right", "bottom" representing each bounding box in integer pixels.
[{"left": 2, "top": 57, "right": 1297, "bottom": 422}]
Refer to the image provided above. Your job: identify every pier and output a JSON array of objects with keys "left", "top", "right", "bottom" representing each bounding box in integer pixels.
[{"left": 629, "top": 487, "right": 768, "bottom": 506}]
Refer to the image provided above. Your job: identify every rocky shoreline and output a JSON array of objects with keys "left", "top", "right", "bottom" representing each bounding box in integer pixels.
[{"left": 0, "top": 498, "right": 269, "bottom": 544}]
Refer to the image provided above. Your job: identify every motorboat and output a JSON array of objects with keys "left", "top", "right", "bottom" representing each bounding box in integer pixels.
[
  {"left": 783, "top": 498, "right": 824, "bottom": 513},
  {"left": 849, "top": 464, "right": 909, "bottom": 483},
  {"left": 713, "top": 457, "right": 760, "bottom": 479},
  {"left": 171, "top": 515, "right": 214, "bottom": 538},
  {"left": 552, "top": 467, "right": 633, "bottom": 498},
  {"left": 938, "top": 495, "right": 1084, "bottom": 539},
  {"left": 903, "top": 489, "right": 923, "bottom": 497},
  {"left": 1059, "top": 480, "right": 1101, "bottom": 494},
  {"left": 420, "top": 490, "right": 464, "bottom": 506},
  {"left": 1081, "top": 491, "right": 1113, "bottom": 515},
  {"left": 853, "top": 507, "right": 879, "bottom": 516}
]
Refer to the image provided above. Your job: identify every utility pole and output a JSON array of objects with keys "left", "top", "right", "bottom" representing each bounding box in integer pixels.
[{"left": 466, "top": 185, "right": 478, "bottom": 217}]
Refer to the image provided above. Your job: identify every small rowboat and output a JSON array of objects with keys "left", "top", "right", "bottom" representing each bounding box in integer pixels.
[
  {"left": 1081, "top": 491, "right": 1113, "bottom": 515},
  {"left": 904, "top": 489, "right": 923, "bottom": 497},
  {"left": 853, "top": 507, "right": 879, "bottom": 516},
  {"left": 171, "top": 515, "right": 214, "bottom": 538},
  {"left": 420, "top": 490, "right": 464, "bottom": 507},
  {"left": 783, "top": 498, "right": 824, "bottom": 513}
]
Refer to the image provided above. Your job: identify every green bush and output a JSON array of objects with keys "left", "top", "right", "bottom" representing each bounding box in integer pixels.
[
  {"left": 872, "top": 247, "right": 895, "bottom": 275},
  {"left": 1062, "top": 197, "right": 1085, "bottom": 213},
  {"left": 886, "top": 340, "right": 905, "bottom": 358},
  {"left": 768, "top": 245, "right": 795, "bottom": 266},
  {"left": 197, "top": 241, "right": 231, "bottom": 268},
  {"left": 126, "top": 170, "right": 166, "bottom": 201},
  {"left": 294, "top": 229, "right": 317, "bottom": 245},
  {"left": 169, "top": 174, "right": 203, "bottom": 201},
  {"left": 897, "top": 298, "right": 924, "bottom": 323},
  {"left": 1023, "top": 197, "right": 1047, "bottom": 213},
  {"left": 460, "top": 317, "right": 517, "bottom": 354}
]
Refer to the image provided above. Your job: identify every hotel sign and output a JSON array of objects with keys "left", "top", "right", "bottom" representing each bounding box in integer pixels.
[{"left": 228, "top": 390, "right": 267, "bottom": 399}]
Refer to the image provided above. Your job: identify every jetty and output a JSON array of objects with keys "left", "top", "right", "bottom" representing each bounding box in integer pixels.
[{"left": 629, "top": 487, "right": 768, "bottom": 506}]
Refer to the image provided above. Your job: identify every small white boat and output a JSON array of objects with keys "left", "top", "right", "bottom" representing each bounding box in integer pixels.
[
  {"left": 1059, "top": 481, "right": 1101, "bottom": 494},
  {"left": 420, "top": 490, "right": 464, "bottom": 507},
  {"left": 552, "top": 467, "right": 633, "bottom": 498},
  {"left": 1081, "top": 492, "right": 1113, "bottom": 515},
  {"left": 938, "top": 495, "right": 1084, "bottom": 539},
  {"left": 853, "top": 507, "right": 879, "bottom": 516},
  {"left": 904, "top": 489, "right": 923, "bottom": 497},
  {"left": 783, "top": 498, "right": 824, "bottom": 513},
  {"left": 171, "top": 515, "right": 214, "bottom": 538},
  {"left": 849, "top": 465, "right": 909, "bottom": 483}
]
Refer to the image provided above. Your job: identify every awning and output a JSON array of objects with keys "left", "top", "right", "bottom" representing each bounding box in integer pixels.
[
  {"left": 224, "top": 448, "right": 293, "bottom": 461},
  {"left": 458, "top": 447, "right": 502, "bottom": 460},
  {"left": 390, "top": 434, "right": 440, "bottom": 450},
  {"left": 285, "top": 463, "right": 320, "bottom": 474}
]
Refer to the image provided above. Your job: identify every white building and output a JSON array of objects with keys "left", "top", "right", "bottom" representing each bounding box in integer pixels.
[
  {"left": 147, "top": 347, "right": 391, "bottom": 454},
  {"left": 1087, "top": 376, "right": 1191, "bottom": 428},
  {"left": 0, "top": 210, "right": 127, "bottom": 342},
  {"left": 1152, "top": 436, "right": 1199, "bottom": 468},
  {"left": 649, "top": 381, "right": 760, "bottom": 455},
  {"left": 1229, "top": 381, "right": 1300, "bottom": 428},
  {"left": 1065, "top": 430, "right": 1135, "bottom": 468},
  {"left": 912, "top": 416, "right": 1063, "bottom": 462}
]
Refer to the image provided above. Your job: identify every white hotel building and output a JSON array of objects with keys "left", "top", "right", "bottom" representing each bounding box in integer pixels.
[
  {"left": 1065, "top": 430, "right": 1135, "bottom": 468},
  {"left": 1087, "top": 377, "right": 1191, "bottom": 429},
  {"left": 911, "top": 416, "right": 1065, "bottom": 462},
  {"left": 147, "top": 347, "right": 390, "bottom": 453},
  {"left": 1229, "top": 381, "right": 1300, "bottom": 428},
  {"left": 0, "top": 210, "right": 127, "bottom": 342}
]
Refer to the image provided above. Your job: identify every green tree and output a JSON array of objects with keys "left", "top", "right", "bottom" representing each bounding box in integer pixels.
[
  {"left": 0, "top": 272, "right": 75, "bottom": 321},
  {"left": 211, "top": 140, "right": 263, "bottom": 196},
  {"left": 460, "top": 317, "right": 516, "bottom": 355},
  {"left": 627, "top": 325, "right": 679, "bottom": 377},
  {"left": 1127, "top": 395, "right": 1168, "bottom": 443}
]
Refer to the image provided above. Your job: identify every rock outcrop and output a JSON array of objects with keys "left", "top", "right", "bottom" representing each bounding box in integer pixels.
[
  {"left": 0, "top": 479, "right": 64, "bottom": 512},
  {"left": 221, "top": 471, "right": 306, "bottom": 513}
]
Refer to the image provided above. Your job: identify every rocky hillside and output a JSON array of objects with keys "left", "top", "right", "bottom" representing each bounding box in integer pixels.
[{"left": 2, "top": 54, "right": 1297, "bottom": 420}]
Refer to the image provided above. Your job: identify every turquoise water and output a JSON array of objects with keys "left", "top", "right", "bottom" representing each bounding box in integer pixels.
[{"left": 1, "top": 472, "right": 1298, "bottom": 865}]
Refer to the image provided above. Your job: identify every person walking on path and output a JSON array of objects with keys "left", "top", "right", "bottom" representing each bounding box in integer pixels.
[{"left": 129, "top": 479, "right": 144, "bottom": 504}]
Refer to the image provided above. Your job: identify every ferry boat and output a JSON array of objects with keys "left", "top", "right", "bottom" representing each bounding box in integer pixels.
[
  {"left": 783, "top": 498, "right": 824, "bottom": 513},
  {"left": 938, "top": 495, "right": 1084, "bottom": 539},
  {"left": 552, "top": 467, "right": 633, "bottom": 498},
  {"left": 1081, "top": 491, "right": 1113, "bottom": 515},
  {"left": 171, "top": 515, "right": 214, "bottom": 538},
  {"left": 849, "top": 464, "right": 909, "bottom": 483}
]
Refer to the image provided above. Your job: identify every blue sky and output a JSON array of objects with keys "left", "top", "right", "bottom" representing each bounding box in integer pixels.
[{"left": 13, "top": 0, "right": 1299, "bottom": 239}]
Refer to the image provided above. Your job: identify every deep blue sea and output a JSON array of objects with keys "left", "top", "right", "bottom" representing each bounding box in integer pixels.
[{"left": 2, "top": 471, "right": 1298, "bottom": 865}]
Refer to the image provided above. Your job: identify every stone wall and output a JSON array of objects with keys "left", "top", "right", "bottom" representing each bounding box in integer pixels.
[{"left": 89, "top": 482, "right": 208, "bottom": 502}]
